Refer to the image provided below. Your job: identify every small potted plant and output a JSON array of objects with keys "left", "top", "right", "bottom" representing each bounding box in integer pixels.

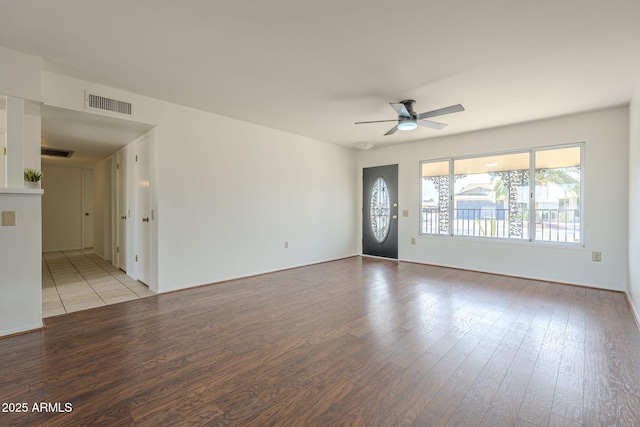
[{"left": 24, "top": 168, "right": 42, "bottom": 189}]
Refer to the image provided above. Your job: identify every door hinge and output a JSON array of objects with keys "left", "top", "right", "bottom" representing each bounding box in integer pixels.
[
  {"left": 135, "top": 255, "right": 138, "bottom": 262},
  {"left": 116, "top": 246, "right": 119, "bottom": 253},
  {"left": 116, "top": 163, "right": 120, "bottom": 170},
  {"left": 3, "top": 147, "right": 6, "bottom": 155},
  {"left": 135, "top": 155, "right": 138, "bottom": 162}
]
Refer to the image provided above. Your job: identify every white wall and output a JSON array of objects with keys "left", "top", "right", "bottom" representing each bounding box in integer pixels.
[
  {"left": 360, "top": 107, "right": 629, "bottom": 291},
  {"left": 24, "top": 111, "right": 42, "bottom": 171},
  {"left": 1, "top": 90, "right": 41, "bottom": 187},
  {"left": 628, "top": 79, "right": 640, "bottom": 320},
  {"left": 0, "top": 46, "right": 42, "bottom": 100},
  {"left": 158, "top": 117, "right": 358, "bottom": 291},
  {"left": 93, "top": 157, "right": 110, "bottom": 260},
  {"left": 0, "top": 191, "right": 42, "bottom": 336},
  {"left": 42, "top": 165, "right": 86, "bottom": 252},
  {"left": 43, "top": 71, "right": 359, "bottom": 293},
  {"left": 0, "top": 47, "right": 43, "bottom": 336},
  {"left": 2, "top": 49, "right": 41, "bottom": 182}
]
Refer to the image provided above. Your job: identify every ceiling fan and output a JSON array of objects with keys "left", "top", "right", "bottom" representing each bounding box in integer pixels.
[{"left": 355, "top": 100, "right": 464, "bottom": 135}]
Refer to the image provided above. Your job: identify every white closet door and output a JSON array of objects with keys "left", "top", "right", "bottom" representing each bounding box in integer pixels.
[
  {"left": 135, "top": 136, "right": 151, "bottom": 285},
  {"left": 82, "top": 170, "right": 94, "bottom": 249}
]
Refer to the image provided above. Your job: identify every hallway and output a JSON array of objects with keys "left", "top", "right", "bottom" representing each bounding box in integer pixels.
[{"left": 42, "top": 250, "right": 155, "bottom": 318}]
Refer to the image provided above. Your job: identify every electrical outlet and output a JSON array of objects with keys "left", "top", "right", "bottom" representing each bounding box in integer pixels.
[
  {"left": 402, "top": 210, "right": 409, "bottom": 217},
  {"left": 592, "top": 251, "right": 602, "bottom": 262},
  {"left": 411, "top": 237, "right": 416, "bottom": 245}
]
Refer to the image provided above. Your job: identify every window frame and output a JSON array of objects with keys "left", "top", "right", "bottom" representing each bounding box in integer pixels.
[{"left": 419, "top": 142, "right": 584, "bottom": 246}]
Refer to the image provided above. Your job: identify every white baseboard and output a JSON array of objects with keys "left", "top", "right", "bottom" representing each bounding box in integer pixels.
[{"left": 626, "top": 292, "right": 640, "bottom": 331}]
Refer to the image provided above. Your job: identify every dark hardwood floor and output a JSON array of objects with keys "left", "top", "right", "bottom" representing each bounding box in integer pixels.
[{"left": 1, "top": 256, "right": 639, "bottom": 426}]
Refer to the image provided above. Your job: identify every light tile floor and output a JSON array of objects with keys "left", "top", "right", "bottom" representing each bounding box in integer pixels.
[{"left": 42, "top": 250, "right": 156, "bottom": 318}]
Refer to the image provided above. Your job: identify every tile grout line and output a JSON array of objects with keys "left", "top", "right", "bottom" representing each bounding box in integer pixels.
[
  {"left": 45, "top": 254, "right": 73, "bottom": 315},
  {"left": 84, "top": 252, "right": 150, "bottom": 299},
  {"left": 66, "top": 250, "right": 148, "bottom": 306},
  {"left": 43, "top": 250, "right": 153, "bottom": 317},
  {"left": 62, "top": 250, "right": 108, "bottom": 307},
  {"left": 42, "top": 255, "right": 66, "bottom": 315},
  {"left": 80, "top": 250, "right": 147, "bottom": 297}
]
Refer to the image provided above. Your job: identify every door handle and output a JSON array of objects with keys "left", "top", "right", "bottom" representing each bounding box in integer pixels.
[
  {"left": 392, "top": 215, "right": 398, "bottom": 219},
  {"left": 121, "top": 216, "right": 127, "bottom": 220},
  {"left": 142, "top": 217, "right": 150, "bottom": 222}
]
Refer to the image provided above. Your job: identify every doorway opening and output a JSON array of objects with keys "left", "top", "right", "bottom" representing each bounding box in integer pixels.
[{"left": 40, "top": 105, "right": 156, "bottom": 317}]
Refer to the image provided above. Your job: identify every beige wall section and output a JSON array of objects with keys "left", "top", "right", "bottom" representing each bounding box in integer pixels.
[
  {"left": 360, "top": 107, "right": 630, "bottom": 291},
  {"left": 628, "top": 78, "right": 640, "bottom": 321},
  {"left": 42, "top": 165, "right": 88, "bottom": 252}
]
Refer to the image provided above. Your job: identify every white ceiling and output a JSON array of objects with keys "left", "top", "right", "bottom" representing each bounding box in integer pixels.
[
  {"left": 40, "top": 106, "right": 154, "bottom": 167},
  {"left": 1, "top": 0, "right": 640, "bottom": 153}
]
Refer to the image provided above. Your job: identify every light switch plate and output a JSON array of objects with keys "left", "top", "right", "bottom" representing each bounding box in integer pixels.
[
  {"left": 402, "top": 210, "right": 409, "bottom": 217},
  {"left": 2, "top": 211, "right": 16, "bottom": 226}
]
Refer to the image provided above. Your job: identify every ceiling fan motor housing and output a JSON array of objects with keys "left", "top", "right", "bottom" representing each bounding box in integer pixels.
[
  {"left": 399, "top": 100, "right": 417, "bottom": 118},
  {"left": 397, "top": 100, "right": 418, "bottom": 130}
]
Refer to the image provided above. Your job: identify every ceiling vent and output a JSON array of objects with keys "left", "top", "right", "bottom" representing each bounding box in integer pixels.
[
  {"left": 85, "top": 91, "right": 133, "bottom": 117},
  {"left": 41, "top": 148, "right": 74, "bottom": 158}
]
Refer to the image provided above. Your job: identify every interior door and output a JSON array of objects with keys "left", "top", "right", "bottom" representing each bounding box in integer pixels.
[
  {"left": 82, "top": 170, "right": 94, "bottom": 249},
  {"left": 363, "top": 164, "right": 399, "bottom": 259},
  {"left": 135, "top": 136, "right": 151, "bottom": 285},
  {"left": 117, "top": 146, "right": 129, "bottom": 272},
  {"left": 103, "top": 157, "right": 112, "bottom": 261}
]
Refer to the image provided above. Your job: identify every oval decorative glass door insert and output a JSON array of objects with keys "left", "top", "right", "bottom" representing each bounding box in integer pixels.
[{"left": 370, "top": 176, "right": 391, "bottom": 243}]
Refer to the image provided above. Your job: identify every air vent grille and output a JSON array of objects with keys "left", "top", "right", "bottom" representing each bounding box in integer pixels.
[
  {"left": 86, "top": 92, "right": 133, "bottom": 116},
  {"left": 42, "top": 148, "right": 74, "bottom": 158}
]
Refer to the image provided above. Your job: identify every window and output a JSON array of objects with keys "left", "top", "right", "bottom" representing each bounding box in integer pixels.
[
  {"left": 453, "top": 152, "right": 530, "bottom": 239},
  {"left": 421, "top": 160, "right": 450, "bottom": 235},
  {"left": 420, "top": 144, "right": 583, "bottom": 244},
  {"left": 534, "top": 146, "right": 581, "bottom": 243}
]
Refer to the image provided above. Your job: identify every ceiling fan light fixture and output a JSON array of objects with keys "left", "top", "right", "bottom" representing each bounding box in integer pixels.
[{"left": 398, "top": 120, "right": 418, "bottom": 131}]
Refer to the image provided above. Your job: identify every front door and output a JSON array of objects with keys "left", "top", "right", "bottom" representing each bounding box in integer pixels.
[{"left": 363, "top": 164, "right": 398, "bottom": 259}]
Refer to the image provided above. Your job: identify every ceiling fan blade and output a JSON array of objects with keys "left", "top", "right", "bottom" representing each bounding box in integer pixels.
[
  {"left": 390, "top": 102, "right": 411, "bottom": 118},
  {"left": 418, "top": 120, "right": 448, "bottom": 130},
  {"left": 355, "top": 119, "right": 399, "bottom": 124},
  {"left": 384, "top": 125, "right": 400, "bottom": 136},
  {"left": 417, "top": 104, "right": 465, "bottom": 120}
]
